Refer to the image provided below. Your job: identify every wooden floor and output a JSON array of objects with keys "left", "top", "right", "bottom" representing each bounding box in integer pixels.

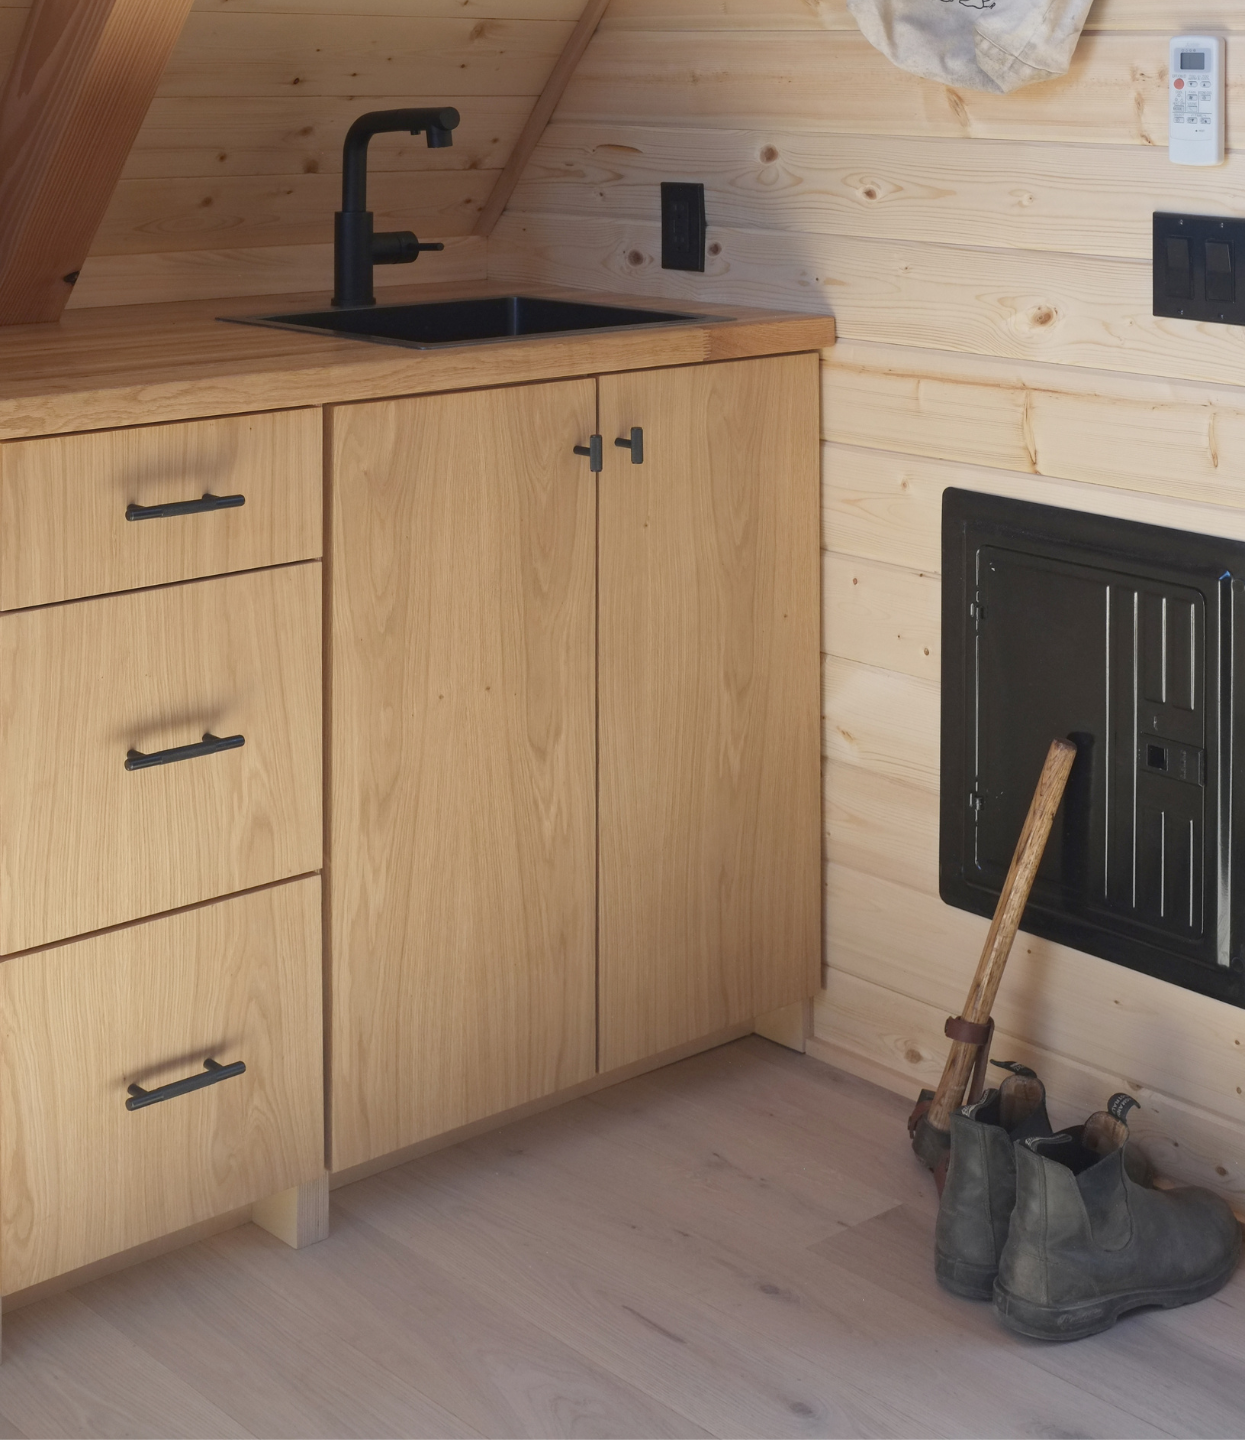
[{"left": 1, "top": 1037, "right": 1244, "bottom": 1439}]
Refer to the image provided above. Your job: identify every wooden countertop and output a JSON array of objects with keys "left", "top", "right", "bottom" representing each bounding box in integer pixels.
[{"left": 0, "top": 281, "right": 835, "bottom": 440}]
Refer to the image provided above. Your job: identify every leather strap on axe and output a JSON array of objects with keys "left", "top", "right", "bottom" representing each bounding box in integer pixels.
[{"left": 944, "top": 1014, "right": 995, "bottom": 1106}]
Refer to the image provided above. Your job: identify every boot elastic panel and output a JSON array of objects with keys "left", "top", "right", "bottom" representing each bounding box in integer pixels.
[
  {"left": 1025, "top": 1093, "right": 1139, "bottom": 1178},
  {"left": 934, "top": 1063, "right": 1053, "bottom": 1301}
]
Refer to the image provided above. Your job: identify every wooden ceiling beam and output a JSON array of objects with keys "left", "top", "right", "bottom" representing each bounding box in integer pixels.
[
  {"left": 474, "top": 0, "right": 611, "bottom": 238},
  {"left": 0, "top": 0, "right": 195, "bottom": 326}
]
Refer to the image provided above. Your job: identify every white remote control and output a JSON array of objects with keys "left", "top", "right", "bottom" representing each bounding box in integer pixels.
[{"left": 1169, "top": 35, "right": 1225, "bottom": 166}]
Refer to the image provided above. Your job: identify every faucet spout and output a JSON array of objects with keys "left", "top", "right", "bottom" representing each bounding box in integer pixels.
[{"left": 333, "top": 106, "right": 460, "bottom": 307}]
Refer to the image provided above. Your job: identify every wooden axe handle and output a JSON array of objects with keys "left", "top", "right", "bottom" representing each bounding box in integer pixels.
[{"left": 925, "top": 736, "right": 1078, "bottom": 1133}]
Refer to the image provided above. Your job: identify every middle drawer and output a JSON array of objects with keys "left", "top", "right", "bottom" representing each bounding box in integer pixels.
[{"left": 0, "top": 563, "right": 322, "bottom": 953}]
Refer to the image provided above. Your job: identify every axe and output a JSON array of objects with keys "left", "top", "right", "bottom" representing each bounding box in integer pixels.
[{"left": 909, "top": 737, "right": 1078, "bottom": 1173}]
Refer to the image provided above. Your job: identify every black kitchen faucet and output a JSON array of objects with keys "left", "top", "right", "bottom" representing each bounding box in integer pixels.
[{"left": 333, "top": 107, "right": 460, "bottom": 308}]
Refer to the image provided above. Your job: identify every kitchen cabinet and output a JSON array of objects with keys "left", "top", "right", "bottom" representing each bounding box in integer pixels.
[
  {"left": 329, "top": 379, "right": 600, "bottom": 1171},
  {"left": 329, "top": 353, "right": 822, "bottom": 1169},
  {"left": 598, "top": 355, "right": 823, "bottom": 1070},
  {"left": 0, "top": 291, "right": 829, "bottom": 1308}
]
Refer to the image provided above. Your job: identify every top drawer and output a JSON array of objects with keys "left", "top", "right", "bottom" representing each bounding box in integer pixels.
[{"left": 0, "top": 409, "right": 321, "bottom": 610}]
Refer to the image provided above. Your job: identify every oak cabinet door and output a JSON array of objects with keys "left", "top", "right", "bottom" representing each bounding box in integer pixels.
[
  {"left": 329, "top": 380, "right": 598, "bottom": 1170},
  {"left": 0, "top": 878, "right": 324, "bottom": 1293},
  {"left": 598, "top": 354, "right": 823, "bottom": 1070}
]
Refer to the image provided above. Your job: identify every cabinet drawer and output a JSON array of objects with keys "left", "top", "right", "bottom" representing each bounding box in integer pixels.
[
  {"left": 0, "top": 409, "right": 321, "bottom": 610},
  {"left": 0, "top": 563, "right": 321, "bottom": 953},
  {"left": 0, "top": 879, "right": 324, "bottom": 1293}
]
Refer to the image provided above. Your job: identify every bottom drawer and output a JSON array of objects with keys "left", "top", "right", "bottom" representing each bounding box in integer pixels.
[{"left": 0, "top": 878, "right": 323, "bottom": 1292}]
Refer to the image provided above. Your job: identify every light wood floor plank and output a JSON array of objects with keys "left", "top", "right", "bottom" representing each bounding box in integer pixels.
[
  {"left": 341, "top": 1048, "right": 1178, "bottom": 1438},
  {"left": 74, "top": 1243, "right": 476, "bottom": 1439},
  {"left": 203, "top": 1214, "right": 707, "bottom": 1439},
  {"left": 0, "top": 1039, "right": 1242, "bottom": 1438},
  {"left": 0, "top": 1293, "right": 251, "bottom": 1439}
]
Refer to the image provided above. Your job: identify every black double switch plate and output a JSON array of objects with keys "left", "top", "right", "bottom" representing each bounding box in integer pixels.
[{"left": 1154, "top": 212, "right": 1245, "bottom": 325}]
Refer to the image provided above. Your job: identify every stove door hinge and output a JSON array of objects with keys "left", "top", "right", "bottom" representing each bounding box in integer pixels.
[
  {"left": 969, "top": 595, "right": 986, "bottom": 628},
  {"left": 968, "top": 788, "right": 983, "bottom": 815}
]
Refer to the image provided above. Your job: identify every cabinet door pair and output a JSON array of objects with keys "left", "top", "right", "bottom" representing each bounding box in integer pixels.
[{"left": 329, "top": 355, "right": 822, "bottom": 1171}]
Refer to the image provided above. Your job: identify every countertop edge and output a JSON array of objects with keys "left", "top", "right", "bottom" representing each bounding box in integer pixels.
[{"left": 0, "top": 284, "right": 835, "bottom": 440}]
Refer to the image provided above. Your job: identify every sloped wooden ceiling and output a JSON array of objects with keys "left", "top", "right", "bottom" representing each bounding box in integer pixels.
[{"left": 0, "top": 0, "right": 607, "bottom": 314}]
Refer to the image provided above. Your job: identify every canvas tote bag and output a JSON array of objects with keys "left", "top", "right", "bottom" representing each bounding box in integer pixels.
[{"left": 846, "top": 0, "right": 1094, "bottom": 93}]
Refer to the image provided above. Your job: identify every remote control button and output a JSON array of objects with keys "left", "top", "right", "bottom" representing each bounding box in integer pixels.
[{"left": 1175, "top": 77, "right": 1185, "bottom": 88}]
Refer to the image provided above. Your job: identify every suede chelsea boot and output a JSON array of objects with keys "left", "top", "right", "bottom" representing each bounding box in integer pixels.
[
  {"left": 934, "top": 1061, "right": 1054, "bottom": 1300},
  {"left": 994, "top": 1095, "right": 1242, "bottom": 1341}
]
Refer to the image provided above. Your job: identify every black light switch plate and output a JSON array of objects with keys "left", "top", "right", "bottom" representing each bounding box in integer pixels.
[
  {"left": 661, "top": 182, "right": 706, "bottom": 272},
  {"left": 1154, "top": 211, "right": 1245, "bottom": 324}
]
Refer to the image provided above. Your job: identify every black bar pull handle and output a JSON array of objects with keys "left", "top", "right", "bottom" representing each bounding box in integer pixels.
[
  {"left": 614, "top": 427, "right": 644, "bottom": 464},
  {"left": 573, "top": 435, "right": 603, "bottom": 473},
  {"left": 126, "top": 493, "right": 246, "bottom": 522},
  {"left": 125, "top": 731, "right": 245, "bottom": 771},
  {"left": 126, "top": 1057, "right": 246, "bottom": 1111}
]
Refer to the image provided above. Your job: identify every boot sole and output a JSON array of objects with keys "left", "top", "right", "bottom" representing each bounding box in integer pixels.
[
  {"left": 934, "top": 1250, "right": 997, "bottom": 1301},
  {"left": 993, "top": 1255, "right": 1240, "bottom": 1342}
]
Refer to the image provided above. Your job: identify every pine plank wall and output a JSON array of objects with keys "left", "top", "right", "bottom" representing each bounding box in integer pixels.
[
  {"left": 492, "top": 0, "right": 1245, "bottom": 1207},
  {"left": 0, "top": 0, "right": 585, "bottom": 307}
]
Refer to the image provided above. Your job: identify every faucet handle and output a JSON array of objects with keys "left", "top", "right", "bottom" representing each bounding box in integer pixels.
[{"left": 371, "top": 231, "right": 444, "bottom": 266}]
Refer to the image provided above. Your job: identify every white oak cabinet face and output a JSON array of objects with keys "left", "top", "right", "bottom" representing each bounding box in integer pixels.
[{"left": 329, "top": 354, "right": 822, "bottom": 1169}]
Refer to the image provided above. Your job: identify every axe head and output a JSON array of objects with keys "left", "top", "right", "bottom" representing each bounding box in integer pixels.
[{"left": 908, "top": 1088, "right": 951, "bottom": 1171}]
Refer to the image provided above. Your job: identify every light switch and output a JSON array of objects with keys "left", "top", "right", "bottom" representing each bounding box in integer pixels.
[
  {"left": 1165, "top": 236, "right": 1192, "bottom": 298},
  {"left": 1206, "top": 239, "right": 1236, "bottom": 302}
]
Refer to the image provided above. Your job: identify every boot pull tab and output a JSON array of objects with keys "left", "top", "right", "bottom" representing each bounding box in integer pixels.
[
  {"left": 990, "top": 1059, "right": 1037, "bottom": 1078},
  {"left": 1107, "top": 1093, "right": 1140, "bottom": 1125}
]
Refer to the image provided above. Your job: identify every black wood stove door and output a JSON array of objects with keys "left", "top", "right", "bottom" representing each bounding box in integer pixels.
[{"left": 941, "top": 489, "right": 1244, "bottom": 1007}]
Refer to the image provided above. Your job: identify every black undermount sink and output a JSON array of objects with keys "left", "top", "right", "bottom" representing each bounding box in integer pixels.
[{"left": 226, "top": 295, "right": 723, "bottom": 350}]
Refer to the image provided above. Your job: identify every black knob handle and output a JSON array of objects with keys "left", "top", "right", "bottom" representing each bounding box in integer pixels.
[
  {"left": 126, "top": 493, "right": 245, "bottom": 522},
  {"left": 614, "top": 427, "right": 644, "bottom": 464},
  {"left": 574, "top": 435, "right": 603, "bottom": 472},
  {"left": 372, "top": 231, "right": 446, "bottom": 265},
  {"left": 126, "top": 1057, "right": 246, "bottom": 1111},
  {"left": 125, "top": 731, "right": 245, "bottom": 772}
]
